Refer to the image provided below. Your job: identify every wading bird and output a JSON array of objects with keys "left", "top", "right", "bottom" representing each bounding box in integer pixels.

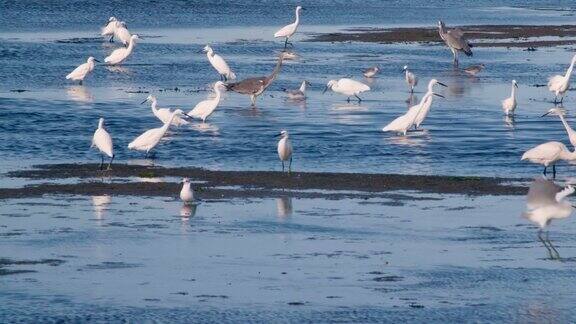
[
  {"left": 521, "top": 141, "right": 576, "bottom": 178},
  {"left": 411, "top": 79, "right": 447, "bottom": 129},
  {"left": 114, "top": 21, "right": 131, "bottom": 46},
  {"left": 142, "top": 95, "right": 189, "bottom": 126},
  {"left": 101, "top": 17, "right": 118, "bottom": 42},
  {"left": 105, "top": 34, "right": 139, "bottom": 65},
  {"left": 382, "top": 91, "right": 444, "bottom": 135},
  {"left": 438, "top": 20, "right": 473, "bottom": 66},
  {"left": 463, "top": 63, "right": 485, "bottom": 76},
  {"left": 542, "top": 108, "right": 576, "bottom": 149},
  {"left": 128, "top": 110, "right": 185, "bottom": 157},
  {"left": 189, "top": 81, "right": 226, "bottom": 122},
  {"left": 66, "top": 56, "right": 98, "bottom": 85},
  {"left": 226, "top": 52, "right": 289, "bottom": 106},
  {"left": 276, "top": 130, "right": 293, "bottom": 172},
  {"left": 274, "top": 6, "right": 303, "bottom": 49},
  {"left": 502, "top": 80, "right": 518, "bottom": 116},
  {"left": 363, "top": 66, "right": 380, "bottom": 78},
  {"left": 548, "top": 54, "right": 576, "bottom": 104},
  {"left": 91, "top": 118, "right": 114, "bottom": 170},
  {"left": 284, "top": 80, "right": 310, "bottom": 100},
  {"left": 204, "top": 45, "right": 236, "bottom": 81},
  {"left": 403, "top": 65, "right": 418, "bottom": 93},
  {"left": 323, "top": 78, "right": 370, "bottom": 102},
  {"left": 180, "top": 178, "right": 194, "bottom": 204}
]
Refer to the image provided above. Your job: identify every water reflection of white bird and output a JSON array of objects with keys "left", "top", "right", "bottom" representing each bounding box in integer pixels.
[
  {"left": 403, "top": 65, "right": 418, "bottom": 93},
  {"left": 277, "top": 197, "right": 293, "bottom": 219},
  {"left": 542, "top": 108, "right": 576, "bottom": 149},
  {"left": 101, "top": 17, "right": 118, "bottom": 42},
  {"left": 523, "top": 177, "right": 574, "bottom": 259},
  {"left": 502, "top": 80, "right": 518, "bottom": 116},
  {"left": 142, "top": 95, "right": 189, "bottom": 126},
  {"left": 548, "top": 54, "right": 576, "bottom": 104},
  {"left": 323, "top": 78, "right": 370, "bottom": 102},
  {"left": 92, "top": 195, "right": 111, "bottom": 221},
  {"left": 203, "top": 45, "right": 236, "bottom": 81},
  {"left": 180, "top": 204, "right": 198, "bottom": 218},
  {"left": 128, "top": 110, "right": 185, "bottom": 157},
  {"left": 105, "top": 34, "right": 139, "bottom": 65},
  {"left": 521, "top": 141, "right": 576, "bottom": 177},
  {"left": 189, "top": 81, "right": 226, "bottom": 122},
  {"left": 274, "top": 6, "right": 303, "bottom": 49},
  {"left": 66, "top": 56, "right": 98, "bottom": 85},
  {"left": 91, "top": 118, "right": 114, "bottom": 170},
  {"left": 66, "top": 85, "right": 93, "bottom": 103},
  {"left": 276, "top": 130, "right": 293, "bottom": 172},
  {"left": 180, "top": 178, "right": 195, "bottom": 205}
]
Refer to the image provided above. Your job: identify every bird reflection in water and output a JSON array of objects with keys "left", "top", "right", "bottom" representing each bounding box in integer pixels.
[
  {"left": 92, "top": 195, "right": 111, "bottom": 222},
  {"left": 523, "top": 177, "right": 574, "bottom": 260},
  {"left": 276, "top": 196, "right": 293, "bottom": 220},
  {"left": 405, "top": 93, "right": 419, "bottom": 108},
  {"left": 504, "top": 114, "right": 515, "bottom": 130},
  {"left": 180, "top": 203, "right": 198, "bottom": 219},
  {"left": 66, "top": 85, "right": 94, "bottom": 103}
]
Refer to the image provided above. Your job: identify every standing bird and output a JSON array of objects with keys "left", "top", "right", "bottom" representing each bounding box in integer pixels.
[
  {"left": 502, "top": 80, "right": 518, "bottom": 116},
  {"left": 189, "top": 81, "right": 226, "bottom": 122},
  {"left": 104, "top": 34, "right": 139, "bottom": 65},
  {"left": 203, "top": 45, "right": 236, "bottom": 81},
  {"left": 463, "top": 64, "right": 485, "bottom": 76},
  {"left": 274, "top": 6, "right": 304, "bottom": 49},
  {"left": 542, "top": 108, "right": 576, "bottom": 149},
  {"left": 323, "top": 78, "right": 370, "bottom": 102},
  {"left": 66, "top": 56, "right": 98, "bottom": 85},
  {"left": 382, "top": 91, "right": 444, "bottom": 135},
  {"left": 91, "top": 118, "right": 114, "bottom": 170},
  {"left": 226, "top": 52, "right": 289, "bottom": 106},
  {"left": 142, "top": 95, "right": 189, "bottom": 126},
  {"left": 180, "top": 178, "right": 195, "bottom": 205},
  {"left": 101, "top": 17, "right": 118, "bottom": 42},
  {"left": 128, "top": 110, "right": 186, "bottom": 157},
  {"left": 411, "top": 79, "right": 447, "bottom": 129},
  {"left": 548, "top": 54, "right": 576, "bottom": 104},
  {"left": 438, "top": 20, "right": 473, "bottom": 66},
  {"left": 276, "top": 130, "right": 293, "bottom": 172},
  {"left": 403, "top": 65, "right": 418, "bottom": 93},
  {"left": 284, "top": 80, "right": 310, "bottom": 100},
  {"left": 521, "top": 141, "right": 576, "bottom": 178},
  {"left": 114, "top": 21, "right": 132, "bottom": 47},
  {"left": 363, "top": 66, "right": 380, "bottom": 78}
]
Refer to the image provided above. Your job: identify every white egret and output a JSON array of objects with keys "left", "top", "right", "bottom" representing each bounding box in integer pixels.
[
  {"left": 91, "top": 118, "right": 114, "bottom": 170},
  {"left": 180, "top": 178, "right": 194, "bottom": 204},
  {"left": 66, "top": 56, "right": 98, "bottom": 85},
  {"left": 548, "top": 54, "right": 576, "bottom": 104},
  {"left": 142, "top": 95, "right": 189, "bottom": 126},
  {"left": 284, "top": 80, "right": 310, "bottom": 100},
  {"left": 438, "top": 20, "right": 473, "bottom": 65},
  {"left": 128, "top": 110, "right": 185, "bottom": 156},
  {"left": 276, "top": 130, "right": 293, "bottom": 172},
  {"left": 542, "top": 108, "right": 576, "bottom": 149},
  {"left": 521, "top": 141, "right": 576, "bottom": 177},
  {"left": 203, "top": 45, "right": 236, "bottom": 81},
  {"left": 363, "top": 66, "right": 380, "bottom": 78},
  {"left": 382, "top": 91, "right": 444, "bottom": 135},
  {"left": 403, "top": 65, "right": 418, "bottom": 93},
  {"left": 114, "top": 21, "right": 131, "bottom": 46},
  {"left": 274, "top": 6, "right": 304, "bottom": 49},
  {"left": 323, "top": 78, "right": 370, "bottom": 102},
  {"left": 411, "top": 79, "right": 448, "bottom": 129},
  {"left": 104, "top": 34, "right": 139, "bottom": 65},
  {"left": 189, "top": 81, "right": 226, "bottom": 122},
  {"left": 101, "top": 17, "right": 118, "bottom": 42},
  {"left": 502, "top": 80, "right": 518, "bottom": 116}
]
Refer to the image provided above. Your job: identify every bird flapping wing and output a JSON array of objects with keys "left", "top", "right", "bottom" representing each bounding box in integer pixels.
[{"left": 526, "top": 177, "right": 562, "bottom": 209}]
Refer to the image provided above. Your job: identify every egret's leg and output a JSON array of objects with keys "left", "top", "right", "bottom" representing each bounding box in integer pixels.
[
  {"left": 355, "top": 94, "right": 362, "bottom": 102},
  {"left": 99, "top": 155, "right": 104, "bottom": 170},
  {"left": 283, "top": 38, "right": 288, "bottom": 50},
  {"left": 282, "top": 161, "right": 285, "bottom": 172},
  {"left": 79, "top": 80, "right": 83, "bottom": 86},
  {"left": 553, "top": 165, "right": 557, "bottom": 178},
  {"left": 107, "top": 155, "right": 115, "bottom": 171},
  {"left": 546, "top": 231, "right": 560, "bottom": 259},
  {"left": 289, "top": 156, "right": 292, "bottom": 173},
  {"left": 543, "top": 166, "right": 547, "bottom": 176},
  {"left": 109, "top": 36, "right": 114, "bottom": 43},
  {"left": 346, "top": 97, "right": 350, "bottom": 103}
]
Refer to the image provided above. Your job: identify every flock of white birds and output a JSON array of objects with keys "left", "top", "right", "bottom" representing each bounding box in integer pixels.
[{"left": 63, "top": 7, "right": 576, "bottom": 205}]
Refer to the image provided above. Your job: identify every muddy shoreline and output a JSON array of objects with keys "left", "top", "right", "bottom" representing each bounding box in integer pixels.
[
  {"left": 0, "top": 163, "right": 526, "bottom": 199},
  {"left": 307, "top": 24, "right": 576, "bottom": 47}
]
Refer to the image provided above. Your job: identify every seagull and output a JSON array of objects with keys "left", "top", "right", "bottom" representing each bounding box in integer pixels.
[
  {"left": 502, "top": 80, "right": 518, "bottom": 116},
  {"left": 411, "top": 79, "right": 447, "bottom": 129},
  {"left": 189, "top": 81, "right": 226, "bottom": 122},
  {"left": 203, "top": 45, "right": 236, "bottom": 81},
  {"left": 548, "top": 54, "right": 576, "bottom": 104},
  {"left": 114, "top": 21, "right": 131, "bottom": 46},
  {"left": 91, "top": 118, "right": 114, "bottom": 170},
  {"left": 101, "top": 17, "right": 118, "bottom": 42},
  {"left": 226, "top": 52, "right": 289, "bottom": 106},
  {"left": 274, "top": 6, "right": 304, "bottom": 49},
  {"left": 382, "top": 91, "right": 444, "bottom": 135},
  {"left": 363, "top": 66, "right": 380, "bottom": 78},
  {"left": 438, "top": 20, "right": 473, "bottom": 66},
  {"left": 66, "top": 56, "right": 98, "bottom": 85},
  {"left": 521, "top": 141, "right": 576, "bottom": 178},
  {"left": 323, "top": 78, "right": 370, "bottom": 102},
  {"left": 403, "top": 65, "right": 418, "bottom": 93},
  {"left": 128, "top": 110, "right": 186, "bottom": 157},
  {"left": 276, "top": 130, "right": 293, "bottom": 172},
  {"left": 463, "top": 64, "right": 485, "bottom": 76},
  {"left": 542, "top": 108, "right": 576, "bottom": 149},
  {"left": 180, "top": 178, "right": 195, "bottom": 205},
  {"left": 141, "top": 95, "right": 189, "bottom": 126},
  {"left": 284, "top": 80, "right": 310, "bottom": 100},
  {"left": 104, "top": 34, "right": 139, "bottom": 65}
]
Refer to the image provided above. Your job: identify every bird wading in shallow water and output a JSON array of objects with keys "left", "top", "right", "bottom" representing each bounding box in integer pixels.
[
  {"left": 66, "top": 56, "right": 99, "bottom": 85},
  {"left": 91, "top": 118, "right": 114, "bottom": 170},
  {"left": 105, "top": 34, "right": 139, "bottom": 65},
  {"left": 276, "top": 130, "right": 293, "bottom": 173},
  {"left": 363, "top": 66, "right": 380, "bottom": 78},
  {"left": 274, "top": 6, "right": 304, "bottom": 50},
  {"left": 284, "top": 80, "right": 310, "bottom": 100},
  {"left": 403, "top": 65, "right": 418, "bottom": 93},
  {"left": 521, "top": 141, "right": 576, "bottom": 178},
  {"left": 101, "top": 17, "right": 118, "bottom": 42},
  {"left": 204, "top": 45, "right": 236, "bottom": 81},
  {"left": 502, "top": 80, "right": 518, "bottom": 116},
  {"left": 141, "top": 95, "right": 190, "bottom": 126},
  {"left": 323, "top": 78, "right": 370, "bottom": 102},
  {"left": 548, "top": 54, "right": 576, "bottom": 104},
  {"left": 438, "top": 20, "right": 473, "bottom": 66},
  {"left": 128, "top": 110, "right": 186, "bottom": 157},
  {"left": 542, "top": 108, "right": 576, "bottom": 149},
  {"left": 180, "top": 178, "right": 195, "bottom": 205},
  {"left": 189, "top": 81, "right": 227, "bottom": 122}
]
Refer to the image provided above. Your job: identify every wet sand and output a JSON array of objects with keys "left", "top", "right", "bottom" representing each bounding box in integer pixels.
[
  {"left": 308, "top": 24, "right": 576, "bottom": 47},
  {"left": 1, "top": 163, "right": 526, "bottom": 200}
]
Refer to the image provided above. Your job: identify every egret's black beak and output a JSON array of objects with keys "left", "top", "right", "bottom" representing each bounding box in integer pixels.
[
  {"left": 94, "top": 59, "right": 101, "bottom": 63},
  {"left": 184, "top": 113, "right": 194, "bottom": 119},
  {"left": 438, "top": 82, "right": 448, "bottom": 87},
  {"left": 301, "top": 7, "right": 307, "bottom": 10},
  {"left": 514, "top": 83, "right": 519, "bottom": 88},
  {"left": 433, "top": 93, "right": 445, "bottom": 98},
  {"left": 274, "top": 133, "right": 282, "bottom": 137},
  {"left": 140, "top": 99, "right": 148, "bottom": 104},
  {"left": 541, "top": 112, "right": 551, "bottom": 117}
]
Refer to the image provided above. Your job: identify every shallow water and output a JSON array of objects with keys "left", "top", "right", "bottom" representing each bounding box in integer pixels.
[{"left": 1, "top": 1, "right": 576, "bottom": 177}]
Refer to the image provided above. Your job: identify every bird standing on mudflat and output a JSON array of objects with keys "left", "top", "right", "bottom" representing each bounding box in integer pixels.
[{"left": 276, "top": 130, "right": 293, "bottom": 172}]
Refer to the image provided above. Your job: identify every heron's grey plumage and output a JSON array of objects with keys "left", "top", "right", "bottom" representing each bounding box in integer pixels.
[{"left": 438, "top": 21, "right": 473, "bottom": 65}]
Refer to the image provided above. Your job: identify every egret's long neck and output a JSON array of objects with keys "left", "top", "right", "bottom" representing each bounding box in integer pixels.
[
  {"left": 511, "top": 84, "right": 517, "bottom": 99},
  {"left": 98, "top": 120, "right": 104, "bottom": 129},
  {"left": 206, "top": 48, "right": 214, "bottom": 58},
  {"left": 150, "top": 99, "right": 158, "bottom": 112},
  {"left": 294, "top": 9, "right": 300, "bottom": 25},
  {"left": 565, "top": 59, "right": 576, "bottom": 79},
  {"left": 558, "top": 114, "right": 576, "bottom": 137},
  {"left": 427, "top": 83, "right": 434, "bottom": 93},
  {"left": 163, "top": 114, "right": 177, "bottom": 130},
  {"left": 127, "top": 39, "right": 135, "bottom": 52},
  {"left": 299, "top": 81, "right": 306, "bottom": 92},
  {"left": 214, "top": 86, "right": 222, "bottom": 101}
]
